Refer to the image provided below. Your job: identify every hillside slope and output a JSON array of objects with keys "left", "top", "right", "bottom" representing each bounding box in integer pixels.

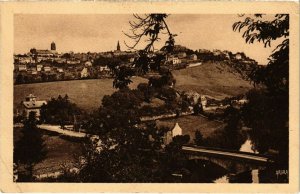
[
  {"left": 173, "top": 61, "right": 253, "bottom": 99},
  {"left": 14, "top": 77, "right": 147, "bottom": 112}
]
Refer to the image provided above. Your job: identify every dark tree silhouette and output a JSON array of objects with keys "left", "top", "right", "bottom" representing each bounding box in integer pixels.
[
  {"left": 14, "top": 112, "right": 47, "bottom": 181},
  {"left": 79, "top": 90, "right": 173, "bottom": 182},
  {"left": 124, "top": 14, "right": 175, "bottom": 52},
  {"left": 233, "top": 14, "right": 289, "bottom": 94},
  {"left": 110, "top": 14, "right": 176, "bottom": 89},
  {"left": 233, "top": 14, "right": 289, "bottom": 167},
  {"left": 40, "top": 95, "right": 81, "bottom": 125},
  {"left": 194, "top": 130, "right": 204, "bottom": 146}
]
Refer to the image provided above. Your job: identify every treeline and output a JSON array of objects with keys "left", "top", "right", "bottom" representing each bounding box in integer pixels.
[{"left": 40, "top": 95, "right": 82, "bottom": 127}]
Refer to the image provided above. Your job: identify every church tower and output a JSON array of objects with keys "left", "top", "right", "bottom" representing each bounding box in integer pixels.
[
  {"left": 117, "top": 41, "right": 121, "bottom": 51},
  {"left": 51, "top": 41, "right": 56, "bottom": 51}
]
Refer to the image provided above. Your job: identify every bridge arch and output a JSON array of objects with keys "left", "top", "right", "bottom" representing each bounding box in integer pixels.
[{"left": 182, "top": 146, "right": 270, "bottom": 174}]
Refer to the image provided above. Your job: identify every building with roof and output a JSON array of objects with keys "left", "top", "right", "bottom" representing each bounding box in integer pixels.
[
  {"left": 172, "top": 122, "right": 183, "bottom": 137},
  {"left": 36, "top": 64, "right": 43, "bottom": 72},
  {"left": 43, "top": 66, "right": 51, "bottom": 72},
  {"left": 164, "top": 122, "right": 183, "bottom": 145},
  {"left": 22, "top": 94, "right": 47, "bottom": 119},
  {"left": 36, "top": 50, "right": 55, "bottom": 57},
  {"left": 18, "top": 64, "right": 27, "bottom": 72}
]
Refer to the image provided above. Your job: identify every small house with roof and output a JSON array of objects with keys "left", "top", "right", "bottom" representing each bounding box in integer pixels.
[
  {"left": 164, "top": 122, "right": 183, "bottom": 145},
  {"left": 22, "top": 94, "right": 47, "bottom": 119}
]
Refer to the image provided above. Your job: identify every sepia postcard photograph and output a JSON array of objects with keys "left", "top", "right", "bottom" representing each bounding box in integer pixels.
[{"left": 0, "top": 1, "right": 299, "bottom": 193}]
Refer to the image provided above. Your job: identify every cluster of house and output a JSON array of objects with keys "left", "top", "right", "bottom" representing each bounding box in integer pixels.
[
  {"left": 160, "top": 46, "right": 257, "bottom": 71},
  {"left": 14, "top": 41, "right": 258, "bottom": 84},
  {"left": 183, "top": 90, "right": 249, "bottom": 114},
  {"left": 165, "top": 52, "right": 198, "bottom": 65},
  {"left": 198, "top": 48, "right": 258, "bottom": 65},
  {"left": 14, "top": 41, "right": 136, "bottom": 84}
]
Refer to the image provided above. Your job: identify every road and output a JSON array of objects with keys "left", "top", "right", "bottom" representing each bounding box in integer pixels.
[
  {"left": 182, "top": 146, "right": 270, "bottom": 162},
  {"left": 37, "top": 124, "right": 86, "bottom": 138}
]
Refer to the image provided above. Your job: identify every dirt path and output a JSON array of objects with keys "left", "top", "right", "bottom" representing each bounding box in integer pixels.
[{"left": 38, "top": 124, "right": 86, "bottom": 138}]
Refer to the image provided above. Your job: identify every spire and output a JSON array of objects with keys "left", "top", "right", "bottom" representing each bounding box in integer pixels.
[{"left": 117, "top": 41, "right": 121, "bottom": 51}]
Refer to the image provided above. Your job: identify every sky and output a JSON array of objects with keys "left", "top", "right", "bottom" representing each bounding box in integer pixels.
[{"left": 14, "top": 14, "right": 279, "bottom": 64}]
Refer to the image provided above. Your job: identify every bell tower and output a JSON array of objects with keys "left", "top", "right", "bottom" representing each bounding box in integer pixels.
[{"left": 51, "top": 41, "right": 56, "bottom": 51}]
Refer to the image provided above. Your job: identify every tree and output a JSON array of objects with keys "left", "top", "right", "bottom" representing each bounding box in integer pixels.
[
  {"left": 80, "top": 89, "right": 174, "bottom": 182},
  {"left": 203, "top": 106, "right": 246, "bottom": 150},
  {"left": 15, "top": 74, "right": 24, "bottom": 84},
  {"left": 14, "top": 112, "right": 47, "bottom": 181},
  {"left": 233, "top": 14, "right": 289, "bottom": 167},
  {"left": 110, "top": 14, "right": 175, "bottom": 89},
  {"left": 30, "top": 48, "right": 37, "bottom": 54},
  {"left": 77, "top": 14, "right": 192, "bottom": 182},
  {"left": 242, "top": 88, "right": 288, "bottom": 164},
  {"left": 193, "top": 102, "right": 203, "bottom": 115},
  {"left": 194, "top": 130, "right": 204, "bottom": 146},
  {"left": 61, "top": 53, "right": 72, "bottom": 59},
  {"left": 233, "top": 14, "right": 289, "bottom": 94},
  {"left": 40, "top": 95, "right": 81, "bottom": 125},
  {"left": 124, "top": 14, "right": 174, "bottom": 52},
  {"left": 162, "top": 135, "right": 190, "bottom": 179}
]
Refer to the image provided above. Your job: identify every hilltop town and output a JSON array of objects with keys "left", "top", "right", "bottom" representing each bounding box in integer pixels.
[
  {"left": 14, "top": 41, "right": 258, "bottom": 84},
  {"left": 12, "top": 13, "right": 289, "bottom": 184}
]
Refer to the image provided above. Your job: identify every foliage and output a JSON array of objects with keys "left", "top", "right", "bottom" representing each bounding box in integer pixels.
[
  {"left": 203, "top": 106, "right": 246, "bottom": 150},
  {"left": 40, "top": 94, "right": 81, "bottom": 126},
  {"left": 241, "top": 89, "right": 288, "bottom": 165},
  {"left": 233, "top": 14, "right": 289, "bottom": 167},
  {"left": 14, "top": 112, "right": 47, "bottom": 181},
  {"left": 161, "top": 135, "right": 190, "bottom": 178},
  {"left": 193, "top": 103, "right": 203, "bottom": 115},
  {"left": 80, "top": 94, "right": 173, "bottom": 182},
  {"left": 124, "top": 14, "right": 175, "bottom": 52},
  {"left": 194, "top": 130, "right": 204, "bottom": 146},
  {"left": 86, "top": 89, "right": 143, "bottom": 135},
  {"left": 180, "top": 99, "right": 190, "bottom": 113},
  {"left": 61, "top": 53, "right": 72, "bottom": 59},
  {"left": 110, "top": 14, "right": 175, "bottom": 89},
  {"left": 80, "top": 85, "right": 193, "bottom": 182},
  {"left": 112, "top": 65, "right": 135, "bottom": 90},
  {"left": 93, "top": 56, "right": 125, "bottom": 69},
  {"left": 233, "top": 14, "right": 289, "bottom": 94},
  {"left": 139, "top": 105, "right": 171, "bottom": 117}
]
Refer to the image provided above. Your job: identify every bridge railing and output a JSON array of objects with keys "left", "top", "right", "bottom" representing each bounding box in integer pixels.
[{"left": 182, "top": 144, "right": 273, "bottom": 158}]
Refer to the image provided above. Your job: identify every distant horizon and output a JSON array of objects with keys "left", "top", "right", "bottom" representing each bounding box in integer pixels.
[{"left": 15, "top": 14, "right": 281, "bottom": 65}]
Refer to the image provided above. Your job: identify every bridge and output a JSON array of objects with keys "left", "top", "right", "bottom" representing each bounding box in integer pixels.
[{"left": 182, "top": 145, "right": 273, "bottom": 175}]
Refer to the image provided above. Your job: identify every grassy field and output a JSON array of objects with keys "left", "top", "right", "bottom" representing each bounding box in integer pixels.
[
  {"left": 15, "top": 62, "right": 252, "bottom": 112},
  {"left": 173, "top": 61, "right": 253, "bottom": 99},
  {"left": 14, "top": 77, "right": 147, "bottom": 112},
  {"left": 156, "top": 115, "right": 225, "bottom": 144}
]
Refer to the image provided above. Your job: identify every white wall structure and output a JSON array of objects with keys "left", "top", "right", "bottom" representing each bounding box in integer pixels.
[{"left": 172, "top": 122, "right": 183, "bottom": 137}]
